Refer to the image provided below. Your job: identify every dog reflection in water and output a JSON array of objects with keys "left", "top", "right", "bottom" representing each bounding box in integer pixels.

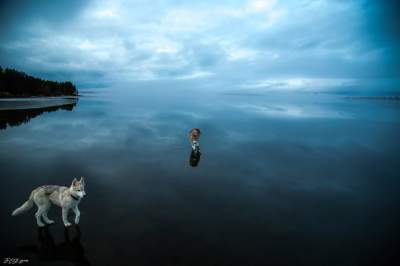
[
  {"left": 19, "top": 226, "right": 90, "bottom": 266},
  {"left": 189, "top": 149, "right": 201, "bottom": 167}
]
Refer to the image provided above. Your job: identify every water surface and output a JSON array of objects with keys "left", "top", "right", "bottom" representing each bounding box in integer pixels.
[{"left": 1, "top": 88, "right": 399, "bottom": 266}]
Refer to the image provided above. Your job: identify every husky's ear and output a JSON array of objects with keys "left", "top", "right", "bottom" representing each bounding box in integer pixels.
[
  {"left": 71, "top": 178, "right": 78, "bottom": 186},
  {"left": 80, "top": 176, "right": 85, "bottom": 185}
]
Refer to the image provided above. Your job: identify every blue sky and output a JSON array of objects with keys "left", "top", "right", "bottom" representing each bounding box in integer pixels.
[{"left": 0, "top": 0, "right": 399, "bottom": 92}]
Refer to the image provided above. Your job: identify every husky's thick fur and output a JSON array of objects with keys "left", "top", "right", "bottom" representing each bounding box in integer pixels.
[
  {"left": 189, "top": 128, "right": 201, "bottom": 152},
  {"left": 12, "top": 177, "right": 86, "bottom": 227}
]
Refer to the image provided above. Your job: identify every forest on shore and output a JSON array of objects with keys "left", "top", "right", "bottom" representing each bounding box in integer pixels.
[{"left": 0, "top": 66, "right": 78, "bottom": 97}]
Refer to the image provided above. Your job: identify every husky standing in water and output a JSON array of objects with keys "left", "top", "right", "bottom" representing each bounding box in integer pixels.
[
  {"left": 12, "top": 177, "right": 86, "bottom": 227},
  {"left": 189, "top": 128, "right": 201, "bottom": 152}
]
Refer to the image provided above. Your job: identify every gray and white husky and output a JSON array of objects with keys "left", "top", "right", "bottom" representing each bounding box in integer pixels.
[{"left": 11, "top": 177, "right": 86, "bottom": 227}]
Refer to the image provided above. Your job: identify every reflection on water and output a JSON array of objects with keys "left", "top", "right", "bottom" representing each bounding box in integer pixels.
[
  {"left": 0, "top": 100, "right": 77, "bottom": 130},
  {"left": 189, "top": 150, "right": 201, "bottom": 167},
  {"left": 0, "top": 89, "right": 399, "bottom": 266},
  {"left": 18, "top": 226, "right": 89, "bottom": 266}
]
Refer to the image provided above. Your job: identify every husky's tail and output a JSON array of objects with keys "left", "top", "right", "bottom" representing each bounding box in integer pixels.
[{"left": 12, "top": 191, "right": 34, "bottom": 216}]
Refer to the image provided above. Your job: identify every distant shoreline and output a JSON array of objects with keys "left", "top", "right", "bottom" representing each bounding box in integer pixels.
[
  {"left": 0, "top": 95, "right": 79, "bottom": 100},
  {"left": 345, "top": 95, "right": 400, "bottom": 101},
  {"left": 0, "top": 96, "right": 78, "bottom": 111},
  {"left": 0, "top": 66, "right": 79, "bottom": 98},
  {"left": 0, "top": 94, "right": 80, "bottom": 99}
]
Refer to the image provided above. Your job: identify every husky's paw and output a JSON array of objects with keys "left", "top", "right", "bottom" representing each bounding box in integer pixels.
[
  {"left": 64, "top": 222, "right": 72, "bottom": 227},
  {"left": 46, "top": 220, "right": 55, "bottom": 224},
  {"left": 37, "top": 223, "right": 46, "bottom": 227}
]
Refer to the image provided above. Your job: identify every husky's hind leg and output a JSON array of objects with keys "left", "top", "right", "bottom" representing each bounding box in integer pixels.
[
  {"left": 62, "top": 208, "right": 72, "bottom": 227},
  {"left": 42, "top": 212, "right": 54, "bottom": 224},
  {"left": 41, "top": 203, "right": 54, "bottom": 224},
  {"left": 35, "top": 207, "right": 46, "bottom": 227},
  {"left": 33, "top": 191, "right": 50, "bottom": 227}
]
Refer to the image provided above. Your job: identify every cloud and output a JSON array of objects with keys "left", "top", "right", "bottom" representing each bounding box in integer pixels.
[
  {"left": 235, "top": 103, "right": 351, "bottom": 119},
  {"left": 240, "top": 78, "right": 358, "bottom": 91},
  {"left": 0, "top": 0, "right": 399, "bottom": 91},
  {"left": 175, "top": 71, "right": 214, "bottom": 80}
]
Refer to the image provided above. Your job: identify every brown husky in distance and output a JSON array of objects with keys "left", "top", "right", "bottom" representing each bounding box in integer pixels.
[{"left": 189, "top": 128, "right": 201, "bottom": 152}]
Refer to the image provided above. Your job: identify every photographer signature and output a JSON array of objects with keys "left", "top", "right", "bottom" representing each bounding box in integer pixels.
[{"left": 3, "top": 258, "right": 29, "bottom": 265}]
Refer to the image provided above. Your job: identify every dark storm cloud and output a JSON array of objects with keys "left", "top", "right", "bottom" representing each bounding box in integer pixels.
[
  {"left": 0, "top": 0, "right": 398, "bottom": 90},
  {"left": 359, "top": 0, "right": 400, "bottom": 78},
  {"left": 0, "top": 0, "right": 86, "bottom": 36}
]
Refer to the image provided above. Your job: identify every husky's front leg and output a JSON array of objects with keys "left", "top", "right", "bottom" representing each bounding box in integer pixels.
[
  {"left": 73, "top": 206, "right": 80, "bottom": 224},
  {"left": 62, "top": 208, "right": 72, "bottom": 227}
]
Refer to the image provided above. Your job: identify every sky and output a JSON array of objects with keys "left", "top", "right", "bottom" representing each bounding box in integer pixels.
[{"left": 0, "top": 0, "right": 399, "bottom": 92}]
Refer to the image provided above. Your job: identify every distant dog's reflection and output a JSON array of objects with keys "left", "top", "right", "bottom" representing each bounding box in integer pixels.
[
  {"left": 189, "top": 150, "right": 201, "bottom": 167},
  {"left": 19, "top": 226, "right": 90, "bottom": 266}
]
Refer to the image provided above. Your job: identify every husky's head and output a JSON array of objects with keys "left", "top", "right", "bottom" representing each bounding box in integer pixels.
[
  {"left": 70, "top": 177, "right": 86, "bottom": 199},
  {"left": 190, "top": 128, "right": 201, "bottom": 139}
]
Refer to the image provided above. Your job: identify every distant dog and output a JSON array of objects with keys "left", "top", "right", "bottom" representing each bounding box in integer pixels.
[
  {"left": 12, "top": 177, "right": 86, "bottom": 227},
  {"left": 189, "top": 128, "right": 201, "bottom": 152}
]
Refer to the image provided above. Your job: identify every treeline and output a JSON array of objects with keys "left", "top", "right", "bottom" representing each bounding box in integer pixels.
[{"left": 0, "top": 66, "right": 78, "bottom": 97}]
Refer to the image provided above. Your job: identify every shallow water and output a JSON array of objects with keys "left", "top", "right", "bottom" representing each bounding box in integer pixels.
[{"left": 1, "top": 88, "right": 399, "bottom": 266}]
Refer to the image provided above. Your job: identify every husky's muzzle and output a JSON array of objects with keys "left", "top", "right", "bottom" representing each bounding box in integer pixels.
[{"left": 77, "top": 191, "right": 86, "bottom": 198}]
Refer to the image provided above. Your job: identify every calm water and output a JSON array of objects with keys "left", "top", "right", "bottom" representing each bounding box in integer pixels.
[{"left": 1, "top": 88, "right": 399, "bottom": 266}]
